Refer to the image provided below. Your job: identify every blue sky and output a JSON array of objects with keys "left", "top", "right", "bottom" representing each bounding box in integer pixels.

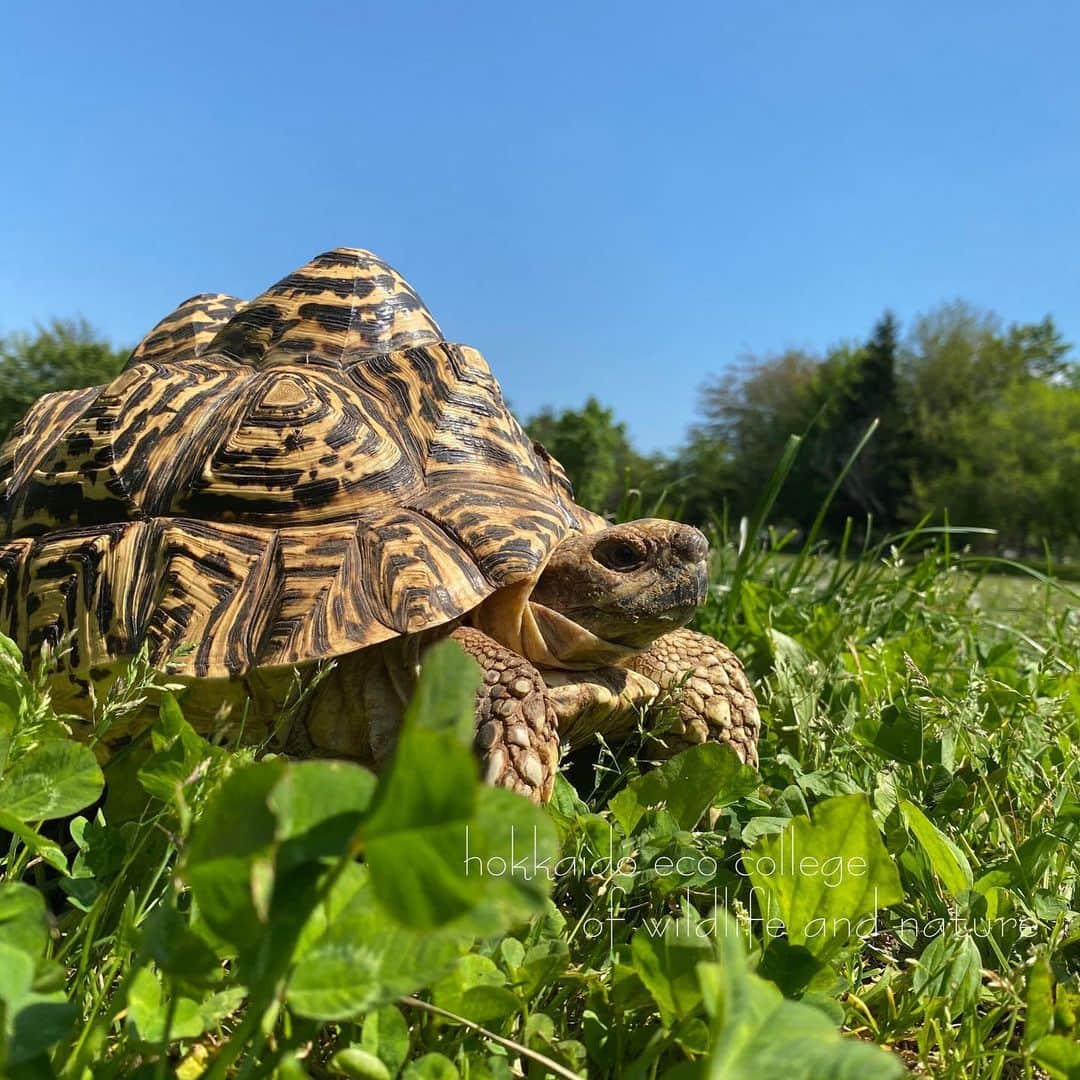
[{"left": 2, "top": 2, "right": 1077, "bottom": 451}]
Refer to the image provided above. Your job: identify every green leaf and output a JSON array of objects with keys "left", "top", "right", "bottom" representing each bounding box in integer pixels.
[
  {"left": 403, "top": 638, "right": 482, "bottom": 740},
  {"left": 911, "top": 933, "right": 982, "bottom": 1012},
  {"left": 269, "top": 759, "right": 376, "bottom": 870},
  {"left": 0, "top": 634, "right": 28, "bottom": 746},
  {"left": 361, "top": 1004, "right": 411, "bottom": 1077},
  {"left": 900, "top": 799, "right": 973, "bottom": 897},
  {"left": 853, "top": 703, "right": 923, "bottom": 763},
  {"left": 630, "top": 909, "right": 712, "bottom": 1025},
  {"left": 746, "top": 793, "right": 903, "bottom": 960},
  {"left": 515, "top": 939, "right": 570, "bottom": 998},
  {"left": 0, "top": 740, "right": 104, "bottom": 821},
  {"left": 183, "top": 760, "right": 286, "bottom": 955},
  {"left": 0, "top": 883, "right": 46, "bottom": 961},
  {"left": 673, "top": 1016, "right": 710, "bottom": 1054},
  {"left": 275, "top": 1055, "right": 314, "bottom": 1080},
  {"left": 363, "top": 679, "right": 557, "bottom": 933},
  {"left": 0, "top": 810, "right": 67, "bottom": 872},
  {"left": 183, "top": 747, "right": 540, "bottom": 1024},
  {"left": 360, "top": 642, "right": 488, "bottom": 928},
  {"left": 609, "top": 743, "right": 758, "bottom": 835},
  {"left": 125, "top": 967, "right": 245, "bottom": 1043},
  {"left": 329, "top": 1047, "right": 393, "bottom": 1079},
  {"left": 698, "top": 910, "right": 904, "bottom": 1078},
  {"left": 126, "top": 966, "right": 185, "bottom": 1042},
  {"left": 185, "top": 755, "right": 380, "bottom": 974},
  {"left": 69, "top": 815, "right": 134, "bottom": 883},
  {"left": 0, "top": 942, "right": 35, "bottom": 1009},
  {"left": 137, "top": 692, "right": 222, "bottom": 804},
  {"left": 458, "top": 786, "right": 559, "bottom": 932},
  {"left": 0, "top": 884, "right": 75, "bottom": 1066},
  {"left": 362, "top": 721, "right": 483, "bottom": 928},
  {"left": 548, "top": 772, "right": 590, "bottom": 824},
  {"left": 8, "top": 993, "right": 77, "bottom": 1066},
  {"left": 432, "top": 955, "right": 520, "bottom": 1024},
  {"left": 140, "top": 901, "right": 223, "bottom": 984},
  {"left": 1032, "top": 1034, "right": 1080, "bottom": 1079},
  {"left": 401, "top": 1054, "right": 460, "bottom": 1080},
  {"left": 286, "top": 864, "right": 464, "bottom": 1021},
  {"left": 499, "top": 936, "right": 525, "bottom": 972},
  {"left": 0, "top": 632, "right": 25, "bottom": 670},
  {"left": 1026, "top": 955, "right": 1056, "bottom": 1048}
]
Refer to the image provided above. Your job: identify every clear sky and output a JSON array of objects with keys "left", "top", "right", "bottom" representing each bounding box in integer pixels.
[{"left": 2, "top": 2, "right": 1077, "bottom": 451}]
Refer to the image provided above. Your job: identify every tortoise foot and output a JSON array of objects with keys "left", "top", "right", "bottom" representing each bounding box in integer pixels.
[{"left": 626, "top": 628, "right": 760, "bottom": 767}]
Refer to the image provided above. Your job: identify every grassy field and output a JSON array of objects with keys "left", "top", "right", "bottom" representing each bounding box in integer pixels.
[{"left": 0, "top": 520, "right": 1077, "bottom": 1078}]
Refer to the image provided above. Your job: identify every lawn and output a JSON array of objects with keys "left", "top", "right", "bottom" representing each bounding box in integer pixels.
[{"left": 0, "top": 522, "right": 1077, "bottom": 1078}]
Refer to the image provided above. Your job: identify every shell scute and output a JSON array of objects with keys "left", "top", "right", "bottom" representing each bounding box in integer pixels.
[
  {"left": 256, "top": 521, "right": 389, "bottom": 667},
  {"left": 175, "top": 364, "right": 424, "bottom": 524},
  {"left": 151, "top": 521, "right": 277, "bottom": 677},
  {"left": 360, "top": 510, "right": 488, "bottom": 635},
  {"left": 9, "top": 523, "right": 151, "bottom": 672},
  {"left": 125, "top": 293, "right": 248, "bottom": 370}
]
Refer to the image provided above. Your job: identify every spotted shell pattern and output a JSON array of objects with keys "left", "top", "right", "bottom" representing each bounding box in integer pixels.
[{"left": 0, "top": 248, "right": 590, "bottom": 684}]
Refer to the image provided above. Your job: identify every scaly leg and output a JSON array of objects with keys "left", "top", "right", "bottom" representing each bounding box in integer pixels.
[
  {"left": 624, "top": 627, "right": 759, "bottom": 767},
  {"left": 542, "top": 666, "right": 662, "bottom": 748},
  {"left": 450, "top": 626, "right": 560, "bottom": 803},
  {"left": 543, "top": 628, "right": 759, "bottom": 769}
]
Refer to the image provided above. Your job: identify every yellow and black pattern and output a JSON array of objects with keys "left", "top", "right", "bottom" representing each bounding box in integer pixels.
[
  {"left": 0, "top": 248, "right": 591, "bottom": 684},
  {"left": 207, "top": 247, "right": 445, "bottom": 367},
  {"left": 125, "top": 293, "right": 248, "bottom": 369}
]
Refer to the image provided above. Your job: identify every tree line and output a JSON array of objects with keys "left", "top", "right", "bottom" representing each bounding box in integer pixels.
[
  {"left": 2, "top": 304, "right": 1078, "bottom": 554},
  {"left": 526, "top": 304, "right": 1080, "bottom": 555}
]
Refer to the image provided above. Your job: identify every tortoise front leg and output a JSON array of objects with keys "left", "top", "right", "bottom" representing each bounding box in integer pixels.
[
  {"left": 450, "top": 627, "right": 560, "bottom": 803},
  {"left": 543, "top": 629, "right": 760, "bottom": 769},
  {"left": 623, "top": 628, "right": 760, "bottom": 768},
  {"left": 542, "top": 666, "right": 662, "bottom": 749}
]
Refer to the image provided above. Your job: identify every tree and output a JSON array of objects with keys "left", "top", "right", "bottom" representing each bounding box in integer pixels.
[
  {"left": 0, "top": 320, "right": 128, "bottom": 440},
  {"left": 659, "top": 426, "right": 736, "bottom": 527},
  {"left": 800, "top": 312, "right": 912, "bottom": 531},
  {"left": 688, "top": 305, "right": 1080, "bottom": 551},
  {"left": 525, "top": 397, "right": 655, "bottom": 514},
  {"left": 898, "top": 305, "right": 1080, "bottom": 551},
  {"left": 694, "top": 349, "right": 823, "bottom": 526}
]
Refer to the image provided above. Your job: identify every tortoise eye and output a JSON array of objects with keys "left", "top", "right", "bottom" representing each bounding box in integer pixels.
[{"left": 594, "top": 538, "right": 647, "bottom": 573}]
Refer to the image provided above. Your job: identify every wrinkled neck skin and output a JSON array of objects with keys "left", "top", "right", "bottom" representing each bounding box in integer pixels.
[{"left": 469, "top": 576, "right": 643, "bottom": 671}]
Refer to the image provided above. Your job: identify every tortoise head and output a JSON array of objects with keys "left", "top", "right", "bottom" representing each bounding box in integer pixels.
[{"left": 529, "top": 519, "right": 709, "bottom": 649}]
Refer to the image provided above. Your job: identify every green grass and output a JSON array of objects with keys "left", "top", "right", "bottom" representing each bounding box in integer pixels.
[{"left": 0, "top": 518, "right": 1077, "bottom": 1078}]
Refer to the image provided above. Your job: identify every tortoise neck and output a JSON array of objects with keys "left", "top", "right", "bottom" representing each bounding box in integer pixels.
[{"left": 470, "top": 582, "right": 641, "bottom": 670}]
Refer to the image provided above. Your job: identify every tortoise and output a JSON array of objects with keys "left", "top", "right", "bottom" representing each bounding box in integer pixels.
[{"left": 0, "top": 248, "right": 759, "bottom": 802}]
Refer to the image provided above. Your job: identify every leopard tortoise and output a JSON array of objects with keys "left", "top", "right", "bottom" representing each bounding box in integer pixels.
[{"left": 0, "top": 248, "right": 759, "bottom": 802}]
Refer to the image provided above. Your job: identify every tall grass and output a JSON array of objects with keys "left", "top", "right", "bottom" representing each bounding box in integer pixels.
[{"left": 0, "top": 446, "right": 1076, "bottom": 1078}]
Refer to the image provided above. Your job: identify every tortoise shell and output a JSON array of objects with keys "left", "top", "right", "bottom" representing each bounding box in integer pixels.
[{"left": 0, "top": 248, "right": 593, "bottom": 685}]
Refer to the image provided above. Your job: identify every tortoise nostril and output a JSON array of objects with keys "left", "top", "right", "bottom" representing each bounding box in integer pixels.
[{"left": 673, "top": 526, "right": 708, "bottom": 565}]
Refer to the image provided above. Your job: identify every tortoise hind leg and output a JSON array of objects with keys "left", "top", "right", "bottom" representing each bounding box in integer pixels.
[{"left": 450, "top": 627, "right": 560, "bottom": 804}]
